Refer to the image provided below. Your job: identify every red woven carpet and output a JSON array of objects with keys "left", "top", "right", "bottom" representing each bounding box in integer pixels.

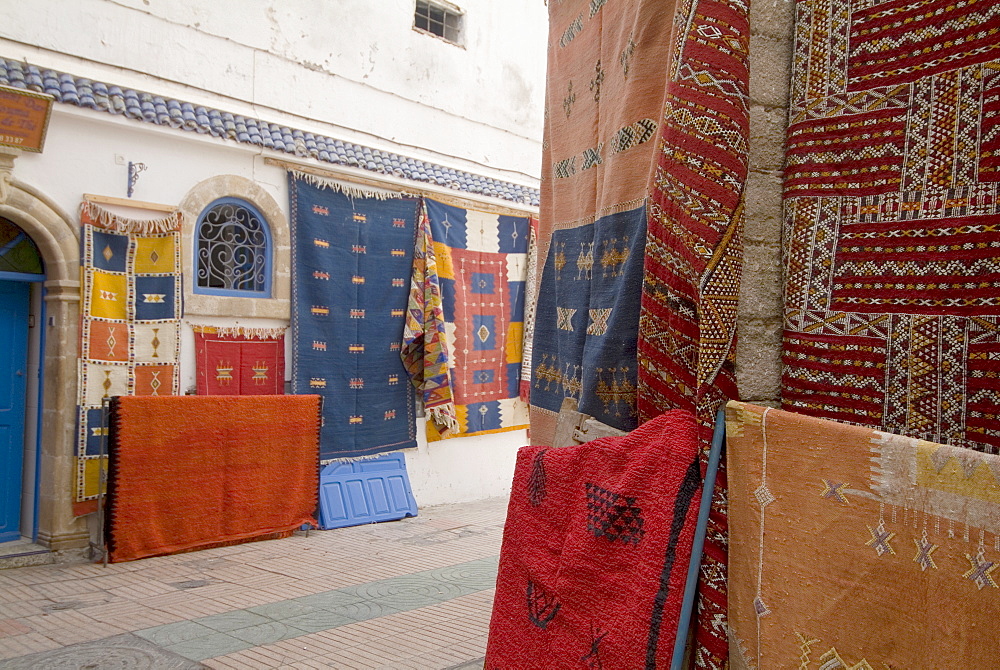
[
  {"left": 486, "top": 411, "right": 701, "bottom": 669},
  {"left": 782, "top": 0, "right": 1000, "bottom": 453},
  {"left": 105, "top": 395, "right": 320, "bottom": 563}
]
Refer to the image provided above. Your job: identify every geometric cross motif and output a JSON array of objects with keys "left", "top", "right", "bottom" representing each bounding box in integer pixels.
[
  {"left": 526, "top": 579, "right": 561, "bottom": 630},
  {"left": 820, "top": 479, "right": 850, "bottom": 504},
  {"left": 528, "top": 449, "right": 548, "bottom": 507},
  {"left": 557, "top": 307, "right": 577, "bottom": 332},
  {"left": 585, "top": 482, "right": 645, "bottom": 545},
  {"left": 580, "top": 624, "right": 608, "bottom": 670},
  {"left": 865, "top": 523, "right": 896, "bottom": 557},
  {"left": 589, "top": 59, "right": 604, "bottom": 102},
  {"left": 912, "top": 537, "right": 939, "bottom": 572},
  {"left": 251, "top": 362, "right": 269, "bottom": 385},
  {"left": 754, "top": 483, "right": 776, "bottom": 508},
  {"left": 563, "top": 80, "right": 576, "bottom": 118},
  {"left": 963, "top": 552, "right": 999, "bottom": 590},
  {"left": 216, "top": 362, "right": 234, "bottom": 385},
  {"left": 587, "top": 308, "right": 611, "bottom": 336}
]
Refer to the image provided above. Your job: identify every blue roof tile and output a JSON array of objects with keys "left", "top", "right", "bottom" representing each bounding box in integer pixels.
[{"left": 0, "top": 57, "right": 540, "bottom": 206}]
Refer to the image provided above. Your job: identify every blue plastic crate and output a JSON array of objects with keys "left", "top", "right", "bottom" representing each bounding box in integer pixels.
[{"left": 317, "top": 452, "right": 418, "bottom": 529}]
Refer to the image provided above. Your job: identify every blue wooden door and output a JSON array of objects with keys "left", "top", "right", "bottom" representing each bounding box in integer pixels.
[{"left": 0, "top": 281, "right": 29, "bottom": 542}]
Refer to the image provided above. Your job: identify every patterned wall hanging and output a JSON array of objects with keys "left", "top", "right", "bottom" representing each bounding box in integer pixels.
[
  {"left": 782, "top": 0, "right": 1000, "bottom": 455},
  {"left": 727, "top": 401, "right": 1000, "bottom": 669},
  {"left": 75, "top": 200, "right": 182, "bottom": 516},
  {"left": 635, "top": 0, "right": 750, "bottom": 667},
  {"left": 529, "top": 0, "right": 676, "bottom": 445},
  {"left": 532, "top": 1, "right": 750, "bottom": 667},
  {"left": 288, "top": 172, "right": 419, "bottom": 461},
  {"left": 192, "top": 325, "right": 286, "bottom": 395},
  {"left": 402, "top": 198, "right": 530, "bottom": 441}
]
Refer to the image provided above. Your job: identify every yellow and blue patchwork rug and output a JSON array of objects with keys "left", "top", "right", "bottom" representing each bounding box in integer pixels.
[
  {"left": 406, "top": 198, "right": 530, "bottom": 441},
  {"left": 75, "top": 201, "right": 182, "bottom": 516},
  {"left": 289, "top": 174, "right": 419, "bottom": 460}
]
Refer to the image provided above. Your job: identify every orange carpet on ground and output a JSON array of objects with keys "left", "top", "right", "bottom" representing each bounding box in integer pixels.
[{"left": 104, "top": 394, "right": 321, "bottom": 563}]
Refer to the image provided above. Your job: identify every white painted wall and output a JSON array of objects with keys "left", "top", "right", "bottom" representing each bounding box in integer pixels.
[
  {"left": 0, "top": 0, "right": 547, "bottom": 180},
  {"left": 0, "top": 0, "right": 545, "bottom": 546}
]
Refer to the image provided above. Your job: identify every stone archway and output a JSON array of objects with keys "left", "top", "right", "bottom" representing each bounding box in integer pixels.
[
  {"left": 179, "top": 175, "right": 290, "bottom": 320},
  {"left": 0, "top": 150, "right": 87, "bottom": 550}
]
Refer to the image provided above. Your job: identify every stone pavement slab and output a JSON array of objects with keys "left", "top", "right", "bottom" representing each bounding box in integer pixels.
[{"left": 0, "top": 496, "right": 506, "bottom": 669}]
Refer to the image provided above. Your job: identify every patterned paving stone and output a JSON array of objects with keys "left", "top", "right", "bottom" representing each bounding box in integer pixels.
[
  {"left": 134, "top": 621, "right": 217, "bottom": 646},
  {"left": 195, "top": 610, "right": 271, "bottom": 633},
  {"left": 226, "top": 621, "right": 305, "bottom": 646},
  {"left": 279, "top": 609, "right": 358, "bottom": 634},
  {"left": 245, "top": 599, "right": 321, "bottom": 621},
  {"left": 0, "top": 497, "right": 508, "bottom": 668},
  {"left": 0, "top": 633, "right": 206, "bottom": 669},
  {"left": 162, "top": 632, "right": 249, "bottom": 662}
]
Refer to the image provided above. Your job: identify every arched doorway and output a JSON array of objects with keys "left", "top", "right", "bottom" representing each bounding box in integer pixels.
[{"left": 0, "top": 217, "right": 44, "bottom": 544}]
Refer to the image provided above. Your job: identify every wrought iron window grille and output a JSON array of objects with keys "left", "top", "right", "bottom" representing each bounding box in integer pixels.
[{"left": 194, "top": 199, "right": 271, "bottom": 296}]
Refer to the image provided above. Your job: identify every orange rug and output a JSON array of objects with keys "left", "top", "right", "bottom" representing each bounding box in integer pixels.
[
  {"left": 727, "top": 401, "right": 1000, "bottom": 668},
  {"left": 105, "top": 395, "right": 321, "bottom": 563}
]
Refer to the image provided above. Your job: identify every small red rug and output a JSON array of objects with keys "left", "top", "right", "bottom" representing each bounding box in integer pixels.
[
  {"left": 105, "top": 395, "right": 320, "bottom": 562},
  {"left": 485, "top": 410, "right": 701, "bottom": 669}
]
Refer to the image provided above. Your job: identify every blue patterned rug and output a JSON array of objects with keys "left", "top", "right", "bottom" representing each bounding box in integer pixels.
[{"left": 289, "top": 175, "right": 419, "bottom": 460}]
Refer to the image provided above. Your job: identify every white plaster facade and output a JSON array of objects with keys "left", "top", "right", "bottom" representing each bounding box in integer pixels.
[{"left": 0, "top": 0, "right": 546, "bottom": 549}]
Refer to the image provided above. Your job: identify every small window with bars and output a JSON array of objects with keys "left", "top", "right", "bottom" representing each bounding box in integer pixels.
[
  {"left": 194, "top": 198, "right": 272, "bottom": 297},
  {"left": 414, "top": 0, "right": 463, "bottom": 45}
]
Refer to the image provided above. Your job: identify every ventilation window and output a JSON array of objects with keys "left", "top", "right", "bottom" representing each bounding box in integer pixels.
[
  {"left": 194, "top": 198, "right": 272, "bottom": 297},
  {"left": 414, "top": 1, "right": 463, "bottom": 45}
]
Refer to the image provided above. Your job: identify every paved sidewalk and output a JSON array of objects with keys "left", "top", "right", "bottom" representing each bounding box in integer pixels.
[{"left": 0, "top": 496, "right": 508, "bottom": 669}]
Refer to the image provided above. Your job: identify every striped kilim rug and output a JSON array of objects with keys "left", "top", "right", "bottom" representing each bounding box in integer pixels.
[{"left": 781, "top": 0, "right": 1000, "bottom": 453}]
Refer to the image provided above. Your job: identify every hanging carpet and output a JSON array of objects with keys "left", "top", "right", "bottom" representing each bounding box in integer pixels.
[
  {"left": 104, "top": 394, "right": 320, "bottom": 563},
  {"left": 529, "top": 0, "right": 750, "bottom": 667},
  {"left": 403, "top": 198, "right": 530, "bottom": 440},
  {"left": 726, "top": 400, "right": 1000, "bottom": 669},
  {"left": 193, "top": 325, "right": 285, "bottom": 395},
  {"left": 485, "top": 410, "right": 702, "bottom": 669},
  {"left": 289, "top": 174, "right": 419, "bottom": 461},
  {"left": 74, "top": 201, "right": 182, "bottom": 516},
  {"left": 781, "top": 0, "right": 1000, "bottom": 453}
]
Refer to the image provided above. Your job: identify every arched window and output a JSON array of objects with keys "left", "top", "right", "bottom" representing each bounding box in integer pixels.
[{"left": 194, "top": 198, "right": 271, "bottom": 297}]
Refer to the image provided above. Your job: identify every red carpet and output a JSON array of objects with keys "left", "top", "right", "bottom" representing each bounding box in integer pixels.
[
  {"left": 486, "top": 410, "right": 701, "bottom": 669},
  {"left": 105, "top": 395, "right": 320, "bottom": 563}
]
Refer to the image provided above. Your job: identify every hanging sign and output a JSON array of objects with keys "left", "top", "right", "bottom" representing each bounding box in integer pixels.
[{"left": 0, "top": 85, "right": 54, "bottom": 153}]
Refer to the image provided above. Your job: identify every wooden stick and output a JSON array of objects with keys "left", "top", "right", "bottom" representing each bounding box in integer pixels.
[{"left": 83, "top": 193, "right": 177, "bottom": 213}]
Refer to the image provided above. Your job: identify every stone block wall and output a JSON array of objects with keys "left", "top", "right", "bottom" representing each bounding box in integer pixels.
[{"left": 736, "top": 0, "right": 795, "bottom": 407}]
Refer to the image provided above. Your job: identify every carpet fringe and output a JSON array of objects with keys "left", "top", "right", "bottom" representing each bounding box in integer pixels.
[{"left": 81, "top": 200, "right": 182, "bottom": 233}]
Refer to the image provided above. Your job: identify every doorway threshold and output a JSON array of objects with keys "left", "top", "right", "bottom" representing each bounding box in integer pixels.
[{"left": 0, "top": 537, "right": 54, "bottom": 569}]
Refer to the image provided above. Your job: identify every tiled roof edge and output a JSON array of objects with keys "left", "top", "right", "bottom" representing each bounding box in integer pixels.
[{"left": 0, "top": 57, "right": 541, "bottom": 206}]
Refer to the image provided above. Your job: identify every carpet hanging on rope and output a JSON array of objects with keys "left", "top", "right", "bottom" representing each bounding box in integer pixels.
[
  {"left": 193, "top": 325, "right": 286, "bottom": 395},
  {"left": 288, "top": 172, "right": 419, "bottom": 461},
  {"left": 529, "top": 0, "right": 750, "bottom": 666},
  {"left": 528, "top": 0, "right": 673, "bottom": 444},
  {"left": 104, "top": 394, "right": 320, "bottom": 563},
  {"left": 635, "top": 0, "right": 750, "bottom": 665},
  {"left": 726, "top": 400, "right": 1000, "bottom": 669},
  {"left": 74, "top": 201, "right": 183, "bottom": 516},
  {"left": 402, "top": 198, "right": 531, "bottom": 440},
  {"left": 485, "top": 410, "right": 702, "bottom": 669},
  {"left": 781, "top": 0, "right": 1000, "bottom": 453}
]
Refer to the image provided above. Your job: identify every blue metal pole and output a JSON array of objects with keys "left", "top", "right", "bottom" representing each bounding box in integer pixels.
[{"left": 670, "top": 407, "right": 727, "bottom": 669}]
